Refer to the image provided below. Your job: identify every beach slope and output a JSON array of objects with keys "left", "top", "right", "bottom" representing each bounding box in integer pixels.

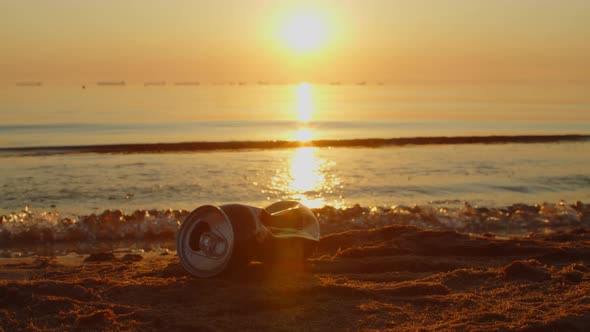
[{"left": 1, "top": 225, "right": 590, "bottom": 331}]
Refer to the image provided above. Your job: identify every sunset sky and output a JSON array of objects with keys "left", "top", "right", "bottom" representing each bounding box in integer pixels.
[{"left": 1, "top": 0, "right": 589, "bottom": 84}]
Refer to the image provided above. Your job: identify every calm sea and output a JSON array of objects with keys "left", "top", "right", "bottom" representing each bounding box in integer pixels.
[{"left": 1, "top": 83, "right": 589, "bottom": 215}]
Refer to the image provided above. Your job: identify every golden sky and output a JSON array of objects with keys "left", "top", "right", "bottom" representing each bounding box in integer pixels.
[{"left": 1, "top": 0, "right": 589, "bottom": 84}]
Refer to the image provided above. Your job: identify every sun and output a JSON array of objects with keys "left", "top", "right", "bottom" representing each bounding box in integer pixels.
[{"left": 281, "top": 13, "right": 328, "bottom": 53}]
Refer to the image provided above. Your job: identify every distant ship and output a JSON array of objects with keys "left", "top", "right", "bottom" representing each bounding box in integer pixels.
[
  {"left": 174, "top": 81, "right": 200, "bottom": 86},
  {"left": 97, "top": 81, "right": 125, "bottom": 86},
  {"left": 356, "top": 81, "right": 367, "bottom": 86},
  {"left": 16, "top": 81, "right": 42, "bottom": 87},
  {"left": 144, "top": 81, "right": 166, "bottom": 86}
]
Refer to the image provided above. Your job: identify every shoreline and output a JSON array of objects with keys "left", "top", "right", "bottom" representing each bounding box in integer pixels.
[{"left": 1, "top": 201, "right": 588, "bottom": 254}]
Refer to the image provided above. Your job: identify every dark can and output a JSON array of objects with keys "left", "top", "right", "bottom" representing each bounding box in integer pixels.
[{"left": 177, "top": 201, "right": 320, "bottom": 277}]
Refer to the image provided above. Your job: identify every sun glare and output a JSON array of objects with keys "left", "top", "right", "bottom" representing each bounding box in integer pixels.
[
  {"left": 282, "top": 13, "right": 328, "bottom": 52},
  {"left": 268, "top": 146, "right": 344, "bottom": 208},
  {"left": 290, "top": 147, "right": 323, "bottom": 193},
  {"left": 295, "top": 82, "right": 313, "bottom": 122},
  {"left": 294, "top": 127, "right": 313, "bottom": 142}
]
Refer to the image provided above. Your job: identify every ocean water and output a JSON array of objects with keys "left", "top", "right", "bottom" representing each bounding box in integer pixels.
[
  {"left": 1, "top": 142, "right": 589, "bottom": 215},
  {"left": 1, "top": 83, "right": 590, "bottom": 216},
  {"left": 1, "top": 83, "right": 590, "bottom": 147}
]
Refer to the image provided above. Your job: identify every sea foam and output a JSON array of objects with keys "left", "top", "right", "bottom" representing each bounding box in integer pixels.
[{"left": 1, "top": 201, "right": 589, "bottom": 248}]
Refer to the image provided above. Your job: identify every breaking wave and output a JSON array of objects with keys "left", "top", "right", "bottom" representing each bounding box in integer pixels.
[
  {"left": 1, "top": 201, "right": 589, "bottom": 250},
  {"left": 1, "top": 135, "right": 588, "bottom": 156}
]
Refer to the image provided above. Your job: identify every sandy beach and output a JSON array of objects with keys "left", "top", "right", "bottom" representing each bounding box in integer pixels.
[
  {"left": 3, "top": 1, "right": 590, "bottom": 331},
  {"left": 2, "top": 220, "right": 590, "bottom": 331}
]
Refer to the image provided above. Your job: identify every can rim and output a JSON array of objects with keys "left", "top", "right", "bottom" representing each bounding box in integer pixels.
[{"left": 177, "top": 205, "right": 235, "bottom": 277}]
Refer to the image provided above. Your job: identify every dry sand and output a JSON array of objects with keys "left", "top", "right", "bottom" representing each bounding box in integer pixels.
[{"left": 1, "top": 225, "right": 590, "bottom": 331}]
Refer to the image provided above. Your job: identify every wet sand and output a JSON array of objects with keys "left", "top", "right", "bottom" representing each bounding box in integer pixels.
[{"left": 1, "top": 225, "right": 590, "bottom": 331}]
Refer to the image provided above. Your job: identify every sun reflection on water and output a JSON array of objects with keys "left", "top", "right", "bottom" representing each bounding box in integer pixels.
[
  {"left": 293, "top": 127, "right": 313, "bottom": 142},
  {"left": 295, "top": 82, "right": 313, "bottom": 123},
  {"left": 268, "top": 82, "right": 342, "bottom": 208},
  {"left": 290, "top": 147, "right": 323, "bottom": 192},
  {"left": 271, "top": 147, "right": 343, "bottom": 208}
]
